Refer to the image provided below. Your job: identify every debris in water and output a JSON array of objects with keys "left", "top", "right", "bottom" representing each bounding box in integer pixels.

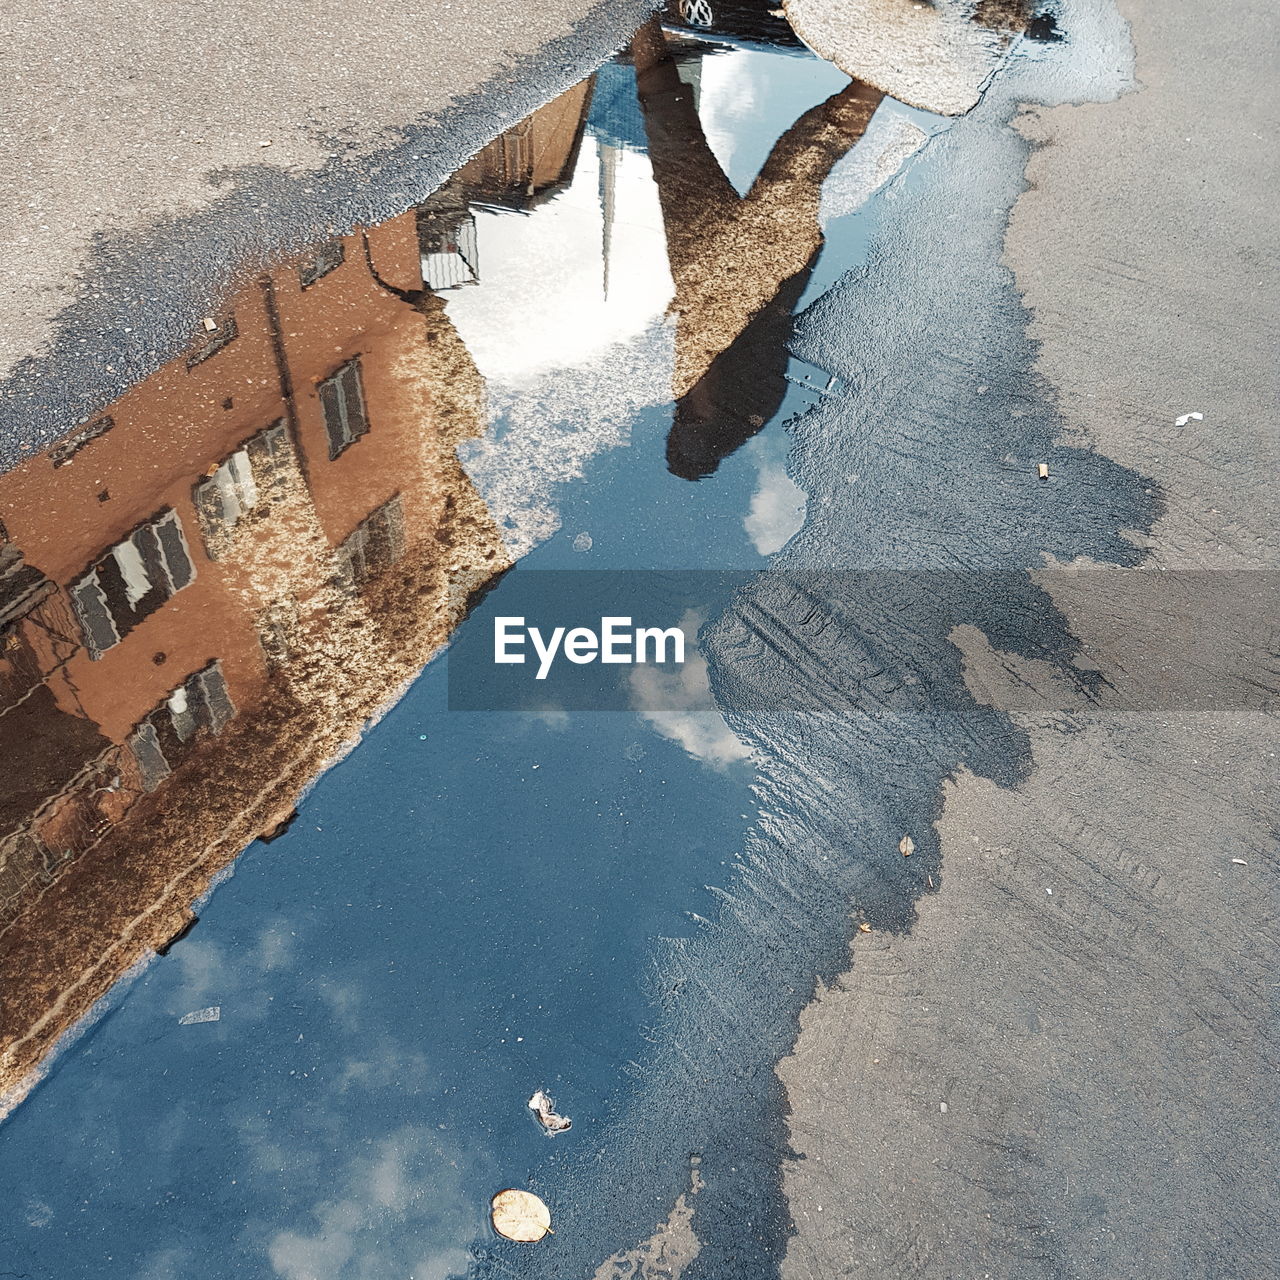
[
  {"left": 898, "top": 834, "right": 915, "bottom": 857},
  {"left": 572, "top": 532, "right": 593, "bottom": 552},
  {"left": 491, "top": 1188, "right": 552, "bottom": 1242},
  {"left": 1175, "top": 412, "right": 1204, "bottom": 426},
  {"left": 178, "top": 1006, "right": 220, "bottom": 1025},
  {"left": 528, "top": 1089, "right": 572, "bottom": 1134}
]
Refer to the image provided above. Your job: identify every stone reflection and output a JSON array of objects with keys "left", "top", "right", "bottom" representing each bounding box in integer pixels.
[
  {"left": 0, "top": 91, "right": 596, "bottom": 1098},
  {"left": 632, "top": 18, "right": 882, "bottom": 479}
]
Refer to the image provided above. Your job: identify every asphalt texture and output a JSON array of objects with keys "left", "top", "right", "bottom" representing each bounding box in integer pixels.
[{"left": 774, "top": 1, "right": 1280, "bottom": 1278}]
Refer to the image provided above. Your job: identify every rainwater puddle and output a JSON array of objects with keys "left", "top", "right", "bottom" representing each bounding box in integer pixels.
[{"left": 0, "top": 9, "right": 1090, "bottom": 1280}]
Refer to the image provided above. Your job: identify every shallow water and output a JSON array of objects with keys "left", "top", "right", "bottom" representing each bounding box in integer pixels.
[
  {"left": 0, "top": 8, "right": 1169, "bottom": 1279},
  {"left": 0, "top": 23, "right": 949, "bottom": 1279}
]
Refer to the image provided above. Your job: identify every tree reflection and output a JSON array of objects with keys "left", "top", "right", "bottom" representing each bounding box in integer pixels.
[{"left": 632, "top": 18, "right": 882, "bottom": 478}]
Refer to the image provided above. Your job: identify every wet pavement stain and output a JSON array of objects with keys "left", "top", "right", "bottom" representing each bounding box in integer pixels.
[{"left": 0, "top": 7, "right": 1170, "bottom": 1280}]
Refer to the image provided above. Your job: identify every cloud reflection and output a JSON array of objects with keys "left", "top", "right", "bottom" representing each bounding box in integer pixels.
[
  {"left": 629, "top": 612, "right": 752, "bottom": 770},
  {"left": 266, "top": 1125, "right": 473, "bottom": 1280},
  {"left": 743, "top": 442, "right": 807, "bottom": 555}
]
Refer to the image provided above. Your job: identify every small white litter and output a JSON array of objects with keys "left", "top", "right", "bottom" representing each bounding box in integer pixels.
[
  {"left": 178, "top": 1006, "right": 221, "bottom": 1025},
  {"left": 1174, "top": 412, "right": 1204, "bottom": 426},
  {"left": 527, "top": 1089, "right": 572, "bottom": 1135}
]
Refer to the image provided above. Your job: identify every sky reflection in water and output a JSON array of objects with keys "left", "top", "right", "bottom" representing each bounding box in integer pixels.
[{"left": 0, "top": 28, "right": 937, "bottom": 1279}]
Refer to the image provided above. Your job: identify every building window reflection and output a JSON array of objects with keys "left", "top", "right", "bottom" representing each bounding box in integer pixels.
[
  {"left": 68, "top": 510, "right": 196, "bottom": 658},
  {"left": 193, "top": 421, "right": 296, "bottom": 557},
  {"left": 318, "top": 357, "right": 370, "bottom": 460},
  {"left": 418, "top": 208, "right": 480, "bottom": 290},
  {"left": 299, "top": 240, "right": 346, "bottom": 288},
  {"left": 127, "top": 661, "right": 236, "bottom": 792},
  {"left": 256, "top": 600, "right": 298, "bottom": 668},
  {"left": 334, "top": 494, "right": 406, "bottom": 590},
  {"left": 50, "top": 416, "right": 114, "bottom": 469},
  {"left": 186, "top": 314, "right": 238, "bottom": 368}
]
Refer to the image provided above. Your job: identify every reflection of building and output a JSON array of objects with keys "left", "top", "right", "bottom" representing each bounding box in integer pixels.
[
  {"left": 419, "top": 79, "right": 594, "bottom": 290},
  {"left": 0, "top": 203, "right": 517, "bottom": 1098}
]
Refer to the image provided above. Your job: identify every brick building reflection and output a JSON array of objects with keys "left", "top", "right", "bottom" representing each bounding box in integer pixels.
[{"left": 0, "top": 87, "right": 592, "bottom": 1098}]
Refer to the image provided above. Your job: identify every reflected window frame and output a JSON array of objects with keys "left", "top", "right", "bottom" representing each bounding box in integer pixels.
[
  {"left": 50, "top": 416, "right": 115, "bottom": 469},
  {"left": 333, "top": 492, "right": 407, "bottom": 592},
  {"left": 186, "top": 315, "right": 238, "bottom": 369},
  {"left": 126, "top": 660, "right": 236, "bottom": 793},
  {"left": 67, "top": 508, "right": 197, "bottom": 659},
  {"left": 417, "top": 206, "right": 480, "bottom": 291},
  {"left": 298, "top": 239, "right": 346, "bottom": 289},
  {"left": 318, "top": 357, "right": 371, "bottom": 461},
  {"left": 192, "top": 420, "right": 297, "bottom": 559}
]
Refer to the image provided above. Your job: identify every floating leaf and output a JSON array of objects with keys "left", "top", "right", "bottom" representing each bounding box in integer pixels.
[{"left": 491, "top": 1189, "right": 552, "bottom": 1242}]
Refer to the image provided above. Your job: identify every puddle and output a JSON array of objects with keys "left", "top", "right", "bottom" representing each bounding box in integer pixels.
[
  {"left": 0, "top": 6, "right": 1161, "bottom": 1280},
  {"left": 0, "top": 18, "right": 907, "bottom": 1275}
]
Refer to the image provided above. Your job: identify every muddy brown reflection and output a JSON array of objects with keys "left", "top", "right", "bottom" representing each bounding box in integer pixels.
[
  {"left": 0, "top": 88, "right": 599, "bottom": 1102},
  {"left": 632, "top": 19, "right": 881, "bottom": 478}
]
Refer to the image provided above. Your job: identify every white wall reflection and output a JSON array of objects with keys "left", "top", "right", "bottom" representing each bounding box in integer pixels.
[{"left": 444, "top": 142, "right": 673, "bottom": 387}]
